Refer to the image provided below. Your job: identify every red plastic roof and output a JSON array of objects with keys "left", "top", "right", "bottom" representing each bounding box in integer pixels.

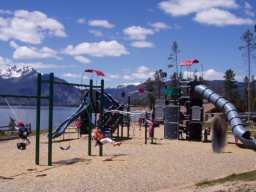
[
  {"left": 180, "top": 59, "right": 199, "bottom": 66},
  {"left": 84, "top": 69, "right": 105, "bottom": 76},
  {"left": 138, "top": 88, "right": 145, "bottom": 93}
]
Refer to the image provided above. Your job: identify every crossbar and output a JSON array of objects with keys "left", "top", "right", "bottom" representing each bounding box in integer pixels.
[{"left": 0, "top": 94, "right": 48, "bottom": 99}]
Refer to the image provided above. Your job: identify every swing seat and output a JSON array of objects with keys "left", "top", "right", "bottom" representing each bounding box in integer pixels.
[
  {"left": 17, "top": 142, "right": 26, "bottom": 150},
  {"left": 60, "top": 145, "right": 71, "bottom": 150}
]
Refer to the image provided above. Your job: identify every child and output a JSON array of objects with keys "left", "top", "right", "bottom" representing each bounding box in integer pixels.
[
  {"left": 15, "top": 121, "right": 30, "bottom": 145},
  {"left": 145, "top": 119, "right": 154, "bottom": 139},
  {"left": 92, "top": 127, "right": 121, "bottom": 146}
]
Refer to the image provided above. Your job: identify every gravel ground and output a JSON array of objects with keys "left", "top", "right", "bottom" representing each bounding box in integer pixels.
[{"left": 0, "top": 125, "right": 255, "bottom": 192}]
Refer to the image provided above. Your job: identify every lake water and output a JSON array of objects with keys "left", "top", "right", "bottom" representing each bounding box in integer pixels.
[
  {"left": 0, "top": 106, "right": 78, "bottom": 130},
  {"left": 0, "top": 106, "right": 149, "bottom": 130}
]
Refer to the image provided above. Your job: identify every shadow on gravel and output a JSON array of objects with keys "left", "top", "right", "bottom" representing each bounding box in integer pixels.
[
  {"left": 54, "top": 158, "right": 92, "bottom": 165},
  {"left": 103, "top": 153, "right": 127, "bottom": 162}
]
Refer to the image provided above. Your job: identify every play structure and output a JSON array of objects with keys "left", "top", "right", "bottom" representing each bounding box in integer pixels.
[
  {"left": 0, "top": 68, "right": 132, "bottom": 166},
  {"left": 34, "top": 69, "right": 128, "bottom": 166},
  {"left": 2, "top": 60, "right": 255, "bottom": 167},
  {"left": 155, "top": 59, "right": 256, "bottom": 149}
]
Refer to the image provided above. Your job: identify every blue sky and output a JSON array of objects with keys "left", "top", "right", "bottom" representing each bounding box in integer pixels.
[{"left": 0, "top": 0, "right": 255, "bottom": 88}]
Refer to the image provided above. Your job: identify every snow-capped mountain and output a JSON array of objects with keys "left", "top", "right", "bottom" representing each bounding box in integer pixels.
[
  {"left": 0, "top": 65, "right": 238, "bottom": 106},
  {"left": 0, "top": 65, "right": 36, "bottom": 79},
  {"left": 114, "top": 82, "right": 142, "bottom": 89},
  {"left": 0, "top": 65, "right": 80, "bottom": 106},
  {"left": 0, "top": 65, "right": 159, "bottom": 105}
]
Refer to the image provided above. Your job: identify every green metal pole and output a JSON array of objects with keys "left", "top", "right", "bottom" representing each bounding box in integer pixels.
[
  {"left": 145, "top": 112, "right": 148, "bottom": 144},
  {"left": 121, "top": 117, "right": 124, "bottom": 138},
  {"left": 35, "top": 73, "right": 41, "bottom": 165},
  {"left": 48, "top": 73, "right": 54, "bottom": 166},
  {"left": 88, "top": 79, "right": 93, "bottom": 156},
  {"left": 127, "top": 96, "right": 130, "bottom": 139},
  {"left": 99, "top": 79, "right": 104, "bottom": 156}
]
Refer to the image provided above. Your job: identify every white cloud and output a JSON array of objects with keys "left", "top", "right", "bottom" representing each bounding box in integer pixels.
[
  {"left": 0, "top": 56, "right": 11, "bottom": 65},
  {"left": 183, "top": 69, "right": 224, "bottom": 80},
  {"left": 10, "top": 41, "right": 60, "bottom": 60},
  {"left": 63, "top": 40, "right": 129, "bottom": 57},
  {"left": 0, "top": 9, "right": 12, "bottom": 15},
  {"left": 244, "top": 2, "right": 254, "bottom": 17},
  {"left": 123, "top": 66, "right": 154, "bottom": 80},
  {"left": 131, "top": 41, "right": 155, "bottom": 48},
  {"left": 203, "top": 69, "right": 224, "bottom": 80},
  {"left": 89, "top": 30, "right": 103, "bottom": 37},
  {"left": 123, "top": 26, "right": 154, "bottom": 40},
  {"left": 0, "top": 56, "right": 11, "bottom": 69},
  {"left": 106, "top": 73, "right": 120, "bottom": 79},
  {"left": 244, "top": 2, "right": 252, "bottom": 9},
  {"left": 77, "top": 18, "right": 86, "bottom": 24},
  {"left": 245, "top": 9, "right": 254, "bottom": 17},
  {"left": 63, "top": 73, "right": 82, "bottom": 78},
  {"left": 0, "top": 10, "right": 67, "bottom": 44},
  {"left": 158, "top": 0, "right": 239, "bottom": 17},
  {"left": 138, "top": 66, "right": 149, "bottom": 73},
  {"left": 183, "top": 69, "right": 221, "bottom": 81},
  {"left": 16, "top": 62, "right": 63, "bottom": 69},
  {"left": 159, "top": 0, "right": 254, "bottom": 27},
  {"left": 88, "top": 19, "right": 115, "bottom": 28},
  {"left": 148, "top": 22, "right": 170, "bottom": 31},
  {"left": 194, "top": 8, "right": 254, "bottom": 26},
  {"left": 201, "top": 69, "right": 245, "bottom": 82},
  {"left": 74, "top": 55, "right": 91, "bottom": 64}
]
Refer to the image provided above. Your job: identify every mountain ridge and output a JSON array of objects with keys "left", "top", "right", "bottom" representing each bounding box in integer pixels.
[{"left": 0, "top": 65, "right": 246, "bottom": 105}]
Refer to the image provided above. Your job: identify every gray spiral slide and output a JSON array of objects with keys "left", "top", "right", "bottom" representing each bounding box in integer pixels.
[{"left": 194, "top": 84, "right": 256, "bottom": 149}]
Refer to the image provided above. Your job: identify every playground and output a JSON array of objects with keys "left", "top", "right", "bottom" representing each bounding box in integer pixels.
[
  {"left": 0, "top": 66, "right": 256, "bottom": 191},
  {"left": 0, "top": 125, "right": 255, "bottom": 192}
]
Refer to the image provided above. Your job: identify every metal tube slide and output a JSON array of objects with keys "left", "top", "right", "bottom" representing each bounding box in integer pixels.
[{"left": 194, "top": 84, "right": 256, "bottom": 149}]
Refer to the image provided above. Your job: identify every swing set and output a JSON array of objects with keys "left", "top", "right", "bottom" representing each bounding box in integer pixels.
[
  {"left": 1, "top": 96, "right": 34, "bottom": 150},
  {"left": 35, "top": 70, "right": 105, "bottom": 166},
  {"left": 0, "top": 70, "right": 105, "bottom": 166}
]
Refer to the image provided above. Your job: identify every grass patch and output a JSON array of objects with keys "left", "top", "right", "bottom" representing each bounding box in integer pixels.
[{"left": 196, "top": 170, "right": 256, "bottom": 187}]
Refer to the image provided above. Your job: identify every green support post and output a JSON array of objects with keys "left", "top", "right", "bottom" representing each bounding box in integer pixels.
[
  {"left": 88, "top": 79, "right": 93, "bottom": 156},
  {"left": 35, "top": 73, "right": 41, "bottom": 165},
  {"left": 121, "top": 118, "right": 124, "bottom": 138},
  {"left": 48, "top": 73, "right": 54, "bottom": 166},
  {"left": 99, "top": 79, "right": 104, "bottom": 156},
  {"left": 127, "top": 96, "right": 130, "bottom": 139},
  {"left": 145, "top": 112, "right": 148, "bottom": 144}
]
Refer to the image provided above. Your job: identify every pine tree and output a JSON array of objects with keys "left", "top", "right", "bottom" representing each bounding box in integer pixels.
[
  {"left": 239, "top": 28, "right": 256, "bottom": 120},
  {"left": 144, "top": 78, "right": 155, "bottom": 110},
  {"left": 153, "top": 69, "right": 167, "bottom": 99},
  {"left": 223, "top": 69, "right": 240, "bottom": 105},
  {"left": 168, "top": 41, "right": 180, "bottom": 81}
]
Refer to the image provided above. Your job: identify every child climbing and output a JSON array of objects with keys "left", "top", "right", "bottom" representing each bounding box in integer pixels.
[{"left": 92, "top": 127, "right": 121, "bottom": 147}]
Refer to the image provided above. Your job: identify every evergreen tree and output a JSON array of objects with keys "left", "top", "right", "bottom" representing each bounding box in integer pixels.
[
  {"left": 251, "top": 75, "right": 256, "bottom": 111},
  {"left": 243, "top": 76, "right": 249, "bottom": 110},
  {"left": 170, "top": 72, "right": 178, "bottom": 87},
  {"left": 223, "top": 69, "right": 240, "bottom": 105},
  {"left": 153, "top": 69, "right": 167, "bottom": 99},
  {"left": 144, "top": 78, "right": 155, "bottom": 110},
  {"left": 239, "top": 28, "right": 256, "bottom": 118},
  {"left": 168, "top": 41, "right": 180, "bottom": 81}
]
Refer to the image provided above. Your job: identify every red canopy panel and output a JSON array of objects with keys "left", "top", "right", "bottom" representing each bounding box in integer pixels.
[
  {"left": 85, "top": 69, "right": 105, "bottom": 76},
  {"left": 180, "top": 59, "right": 199, "bottom": 66},
  {"left": 138, "top": 88, "right": 145, "bottom": 93}
]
